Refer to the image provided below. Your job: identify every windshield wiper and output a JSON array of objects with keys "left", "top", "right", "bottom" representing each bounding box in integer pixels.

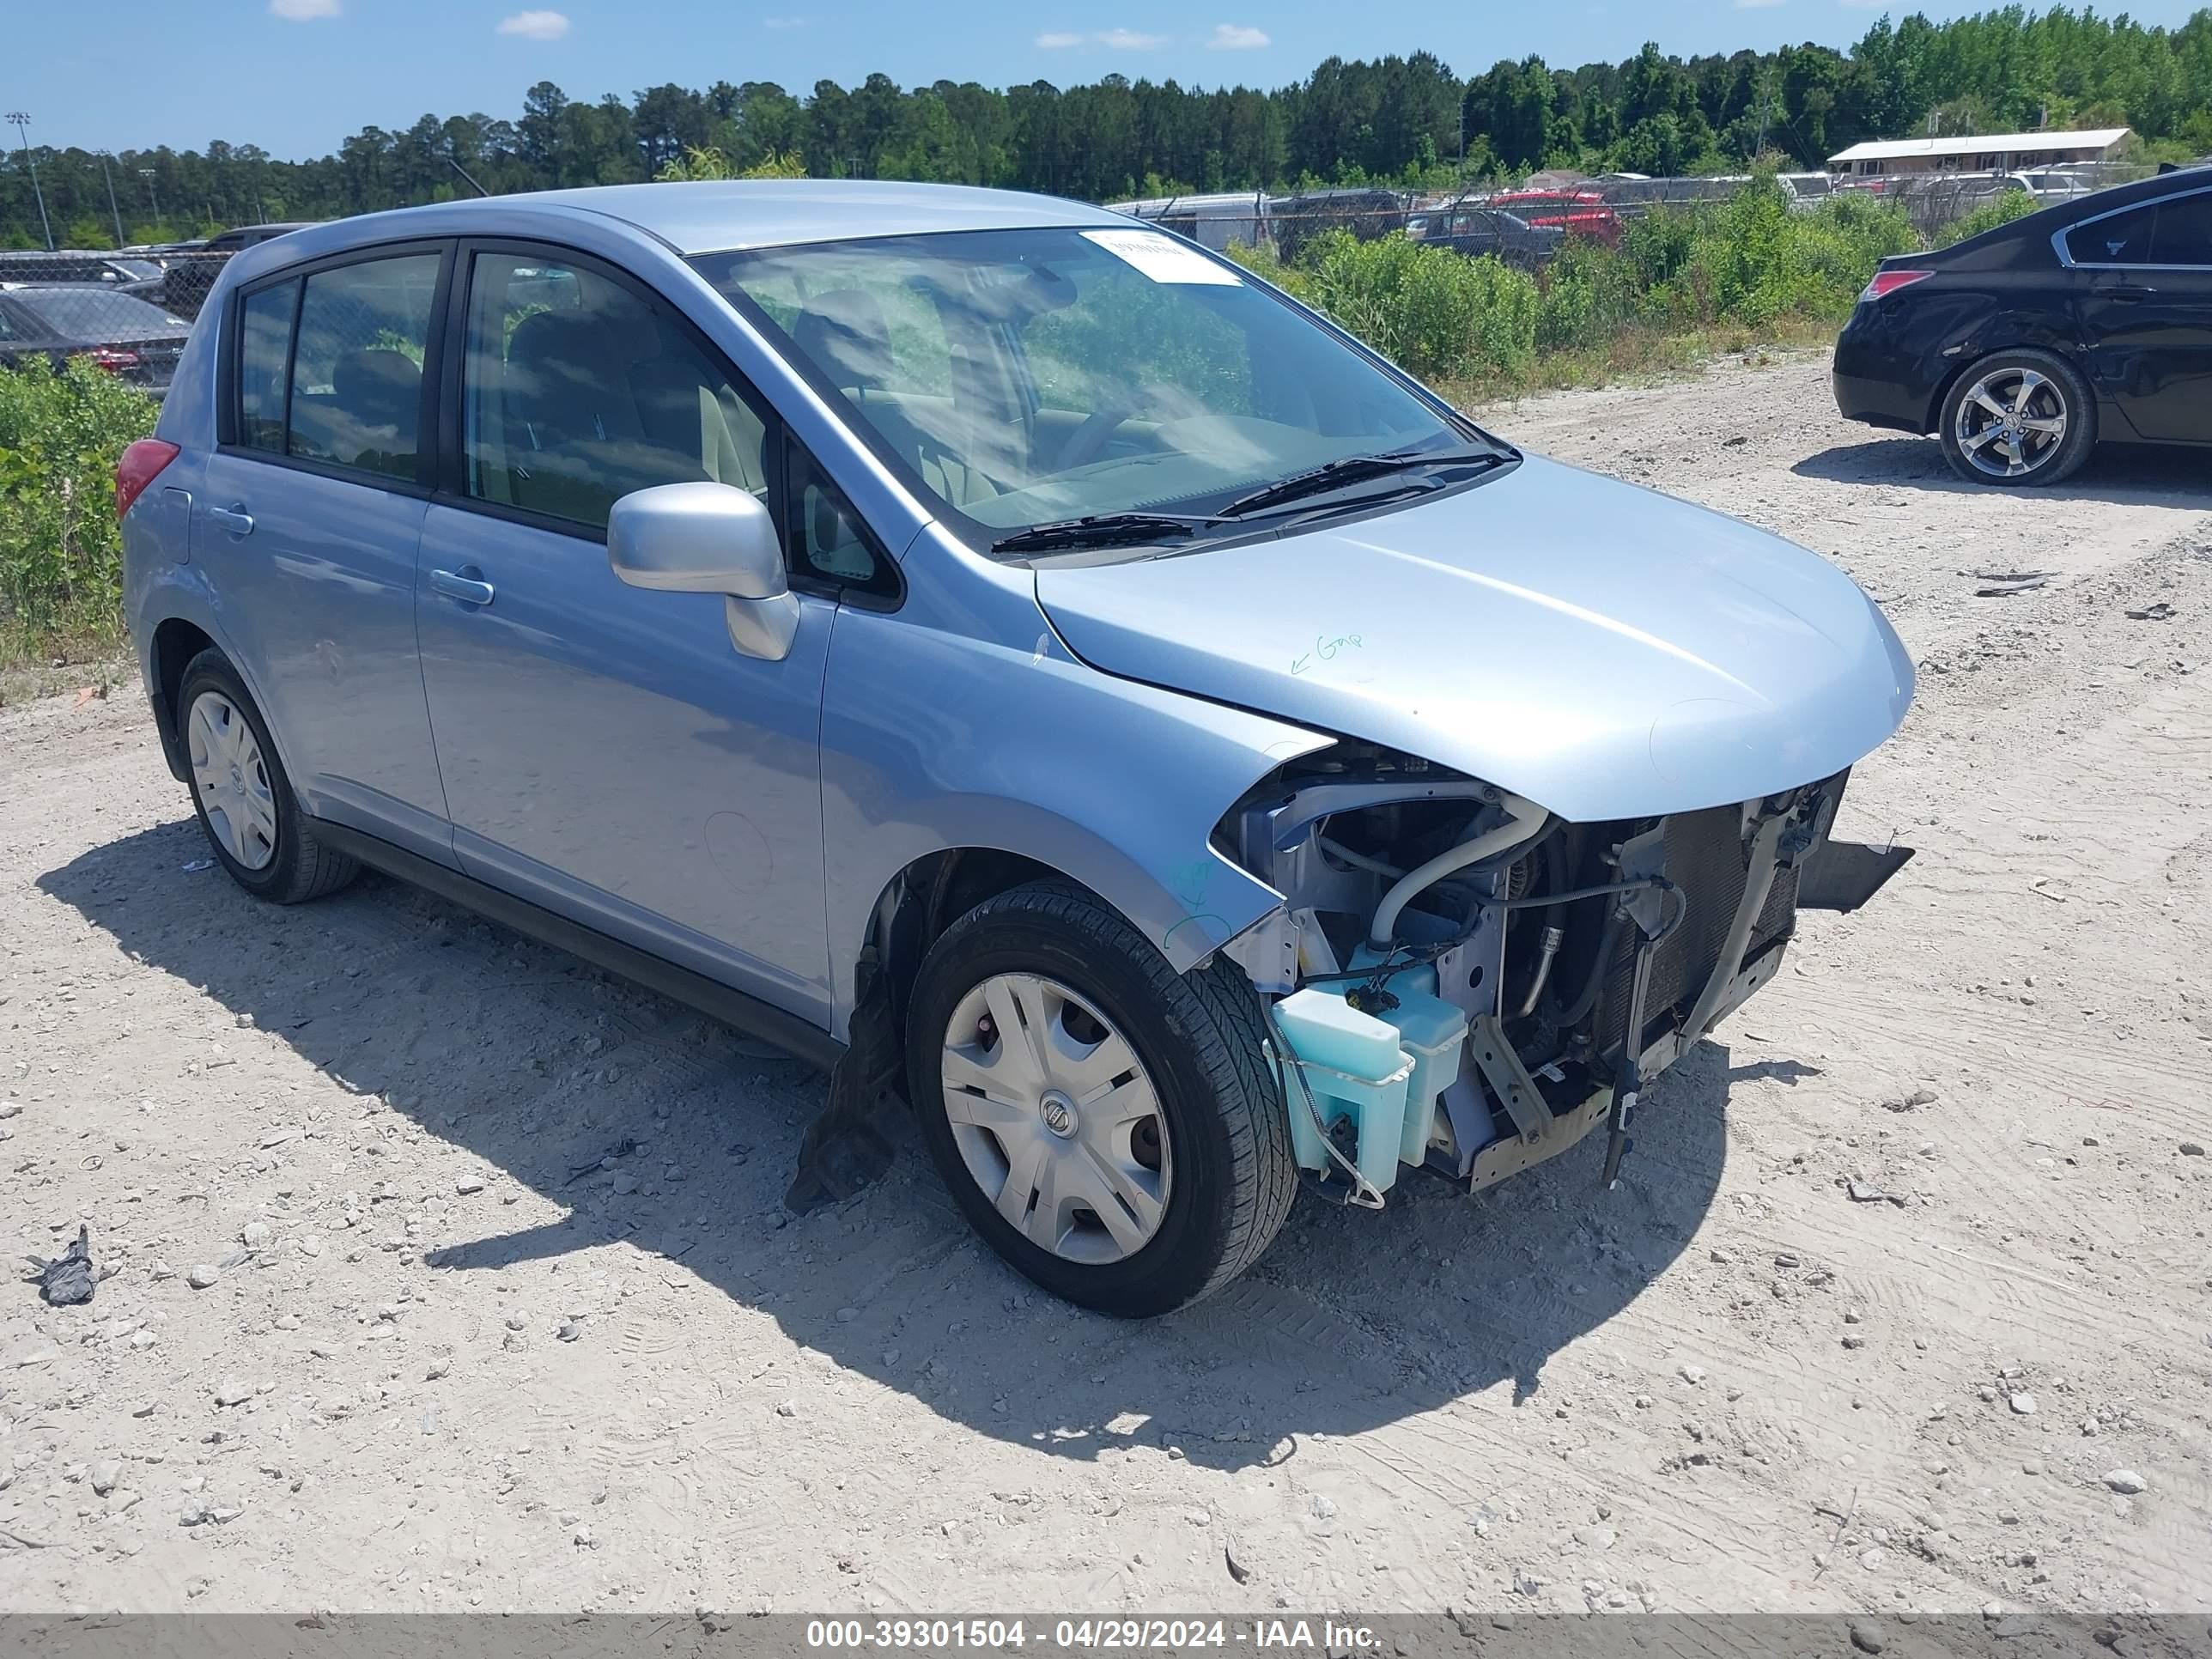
[
  {"left": 991, "top": 513, "right": 1218, "bottom": 555},
  {"left": 1220, "top": 446, "right": 1503, "bottom": 519}
]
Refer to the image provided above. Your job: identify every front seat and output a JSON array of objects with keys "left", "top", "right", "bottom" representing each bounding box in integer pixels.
[
  {"left": 501, "top": 302, "right": 702, "bottom": 521},
  {"left": 792, "top": 288, "right": 985, "bottom": 504}
]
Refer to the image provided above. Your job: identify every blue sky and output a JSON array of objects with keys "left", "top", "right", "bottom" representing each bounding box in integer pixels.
[{"left": 15, "top": 0, "right": 2209, "bottom": 161}]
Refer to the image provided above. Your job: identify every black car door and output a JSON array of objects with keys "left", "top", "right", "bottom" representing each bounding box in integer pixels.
[{"left": 2066, "top": 182, "right": 2212, "bottom": 444}]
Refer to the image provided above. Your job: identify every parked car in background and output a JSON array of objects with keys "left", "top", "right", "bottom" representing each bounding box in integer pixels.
[
  {"left": 0, "top": 251, "right": 167, "bottom": 300},
  {"left": 1778, "top": 173, "right": 1838, "bottom": 213},
  {"left": 1103, "top": 194, "right": 1267, "bottom": 252},
  {"left": 1833, "top": 165, "right": 2212, "bottom": 484},
  {"left": 119, "top": 180, "right": 1914, "bottom": 1316},
  {"left": 1269, "top": 186, "right": 1410, "bottom": 260},
  {"left": 201, "top": 222, "right": 323, "bottom": 252},
  {"left": 0, "top": 283, "right": 190, "bottom": 397},
  {"left": 1486, "top": 187, "right": 1622, "bottom": 246},
  {"left": 1407, "top": 204, "right": 1563, "bottom": 270}
]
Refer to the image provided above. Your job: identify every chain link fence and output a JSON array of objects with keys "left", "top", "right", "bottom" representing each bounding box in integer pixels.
[
  {"left": 0, "top": 250, "right": 232, "bottom": 400},
  {"left": 1109, "top": 163, "right": 2159, "bottom": 266}
]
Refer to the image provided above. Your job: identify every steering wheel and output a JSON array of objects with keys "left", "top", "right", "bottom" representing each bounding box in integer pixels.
[{"left": 1053, "top": 399, "right": 1139, "bottom": 473}]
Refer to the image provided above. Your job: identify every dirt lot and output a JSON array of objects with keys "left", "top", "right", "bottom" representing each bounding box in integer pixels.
[{"left": 3, "top": 353, "right": 2209, "bottom": 1617}]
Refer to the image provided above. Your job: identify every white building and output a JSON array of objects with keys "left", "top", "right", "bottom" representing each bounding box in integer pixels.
[{"left": 1827, "top": 127, "right": 2131, "bottom": 178}]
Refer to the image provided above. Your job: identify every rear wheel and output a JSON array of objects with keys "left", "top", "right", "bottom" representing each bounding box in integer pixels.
[
  {"left": 908, "top": 882, "right": 1297, "bottom": 1316},
  {"left": 179, "top": 649, "right": 359, "bottom": 904},
  {"left": 1938, "top": 349, "right": 2096, "bottom": 486}
]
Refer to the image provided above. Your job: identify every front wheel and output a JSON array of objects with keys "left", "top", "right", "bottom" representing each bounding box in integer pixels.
[
  {"left": 1938, "top": 349, "right": 2097, "bottom": 486},
  {"left": 907, "top": 882, "right": 1297, "bottom": 1316}
]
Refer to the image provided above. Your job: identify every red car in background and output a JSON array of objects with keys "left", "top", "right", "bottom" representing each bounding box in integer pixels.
[{"left": 1486, "top": 188, "right": 1623, "bottom": 247}]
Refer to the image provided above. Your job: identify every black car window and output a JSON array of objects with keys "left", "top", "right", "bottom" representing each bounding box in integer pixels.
[
  {"left": 237, "top": 280, "right": 299, "bottom": 454},
  {"left": 2149, "top": 191, "right": 2212, "bottom": 266},
  {"left": 9, "top": 289, "right": 184, "bottom": 338},
  {"left": 285, "top": 253, "right": 440, "bottom": 482},
  {"left": 2067, "top": 202, "right": 2159, "bottom": 264},
  {"left": 459, "top": 249, "right": 775, "bottom": 535}
]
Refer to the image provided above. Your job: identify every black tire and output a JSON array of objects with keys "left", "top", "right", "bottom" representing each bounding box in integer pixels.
[
  {"left": 177, "top": 648, "right": 360, "bottom": 904},
  {"left": 907, "top": 881, "right": 1297, "bottom": 1316},
  {"left": 1937, "top": 347, "right": 2097, "bottom": 487}
]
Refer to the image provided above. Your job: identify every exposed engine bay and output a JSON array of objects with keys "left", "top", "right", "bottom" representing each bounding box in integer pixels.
[{"left": 1213, "top": 742, "right": 1912, "bottom": 1202}]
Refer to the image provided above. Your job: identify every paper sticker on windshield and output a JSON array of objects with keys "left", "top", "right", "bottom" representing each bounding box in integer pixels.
[{"left": 1081, "top": 228, "right": 1243, "bottom": 285}]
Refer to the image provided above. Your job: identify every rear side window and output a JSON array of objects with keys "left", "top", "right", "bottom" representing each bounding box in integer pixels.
[
  {"left": 2068, "top": 201, "right": 2159, "bottom": 264},
  {"left": 237, "top": 281, "right": 297, "bottom": 453},
  {"left": 285, "top": 254, "right": 440, "bottom": 481}
]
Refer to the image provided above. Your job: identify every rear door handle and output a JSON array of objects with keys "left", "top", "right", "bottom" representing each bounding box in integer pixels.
[
  {"left": 2100, "top": 283, "right": 2159, "bottom": 301},
  {"left": 429, "top": 568, "right": 495, "bottom": 607},
  {"left": 208, "top": 505, "right": 254, "bottom": 538}
]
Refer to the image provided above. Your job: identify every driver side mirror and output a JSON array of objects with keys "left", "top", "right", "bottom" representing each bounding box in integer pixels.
[{"left": 608, "top": 482, "right": 799, "bottom": 662}]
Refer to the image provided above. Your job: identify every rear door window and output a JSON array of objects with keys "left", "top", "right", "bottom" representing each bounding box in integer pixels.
[
  {"left": 284, "top": 253, "right": 441, "bottom": 481},
  {"left": 2148, "top": 191, "right": 2212, "bottom": 266}
]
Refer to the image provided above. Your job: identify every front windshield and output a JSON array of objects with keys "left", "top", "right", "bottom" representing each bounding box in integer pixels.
[{"left": 692, "top": 226, "right": 1490, "bottom": 548}]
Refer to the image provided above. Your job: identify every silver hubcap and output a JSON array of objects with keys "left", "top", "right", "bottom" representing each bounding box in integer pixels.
[
  {"left": 1955, "top": 368, "right": 2069, "bottom": 478},
  {"left": 940, "top": 973, "right": 1171, "bottom": 1265},
  {"left": 186, "top": 690, "right": 277, "bottom": 872}
]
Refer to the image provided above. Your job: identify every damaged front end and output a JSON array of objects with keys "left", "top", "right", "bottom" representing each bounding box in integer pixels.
[{"left": 1213, "top": 743, "right": 1912, "bottom": 1202}]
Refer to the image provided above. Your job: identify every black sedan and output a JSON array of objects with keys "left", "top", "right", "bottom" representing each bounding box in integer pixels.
[
  {"left": 1832, "top": 165, "right": 2212, "bottom": 485},
  {"left": 0, "top": 284, "right": 191, "bottom": 399},
  {"left": 1410, "top": 205, "right": 1565, "bottom": 270}
]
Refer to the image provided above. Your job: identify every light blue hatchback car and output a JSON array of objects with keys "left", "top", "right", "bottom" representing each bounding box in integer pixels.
[{"left": 119, "top": 180, "right": 1916, "bottom": 1315}]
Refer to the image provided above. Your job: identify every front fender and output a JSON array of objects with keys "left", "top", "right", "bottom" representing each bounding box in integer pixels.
[{"left": 820, "top": 594, "right": 1329, "bottom": 1041}]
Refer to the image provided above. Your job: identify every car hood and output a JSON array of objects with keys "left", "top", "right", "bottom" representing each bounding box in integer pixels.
[{"left": 1030, "top": 453, "right": 1914, "bottom": 823}]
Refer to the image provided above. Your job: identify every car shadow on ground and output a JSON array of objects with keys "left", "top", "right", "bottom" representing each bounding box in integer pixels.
[
  {"left": 1794, "top": 434, "right": 2212, "bottom": 502},
  {"left": 41, "top": 818, "right": 1741, "bottom": 1470}
]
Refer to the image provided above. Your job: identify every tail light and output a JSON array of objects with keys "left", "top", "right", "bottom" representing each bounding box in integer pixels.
[
  {"left": 115, "top": 438, "right": 180, "bottom": 521},
  {"left": 82, "top": 347, "right": 142, "bottom": 374},
  {"left": 1859, "top": 269, "right": 1935, "bottom": 302}
]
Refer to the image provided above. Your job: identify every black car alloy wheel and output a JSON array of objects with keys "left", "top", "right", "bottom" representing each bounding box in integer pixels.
[{"left": 1939, "top": 349, "right": 2096, "bottom": 487}]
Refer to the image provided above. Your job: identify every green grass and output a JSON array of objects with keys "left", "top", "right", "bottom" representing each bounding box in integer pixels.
[{"left": 0, "top": 356, "right": 156, "bottom": 673}]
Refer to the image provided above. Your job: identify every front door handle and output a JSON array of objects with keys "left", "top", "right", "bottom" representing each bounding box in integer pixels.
[
  {"left": 208, "top": 505, "right": 254, "bottom": 538},
  {"left": 2100, "top": 283, "right": 2159, "bottom": 302},
  {"left": 429, "top": 568, "right": 495, "bottom": 607}
]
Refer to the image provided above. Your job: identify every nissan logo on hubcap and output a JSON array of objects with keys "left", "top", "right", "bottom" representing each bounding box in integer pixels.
[{"left": 1039, "top": 1091, "right": 1077, "bottom": 1138}]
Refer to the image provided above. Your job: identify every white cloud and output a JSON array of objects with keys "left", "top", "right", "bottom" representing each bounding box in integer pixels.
[
  {"left": 1207, "top": 23, "right": 1269, "bottom": 48},
  {"left": 269, "top": 0, "right": 340, "bottom": 19},
  {"left": 1734, "top": 0, "right": 1784, "bottom": 9},
  {"left": 763, "top": 14, "right": 806, "bottom": 25},
  {"left": 496, "top": 9, "right": 570, "bottom": 39},
  {"left": 1037, "top": 25, "right": 1167, "bottom": 49}
]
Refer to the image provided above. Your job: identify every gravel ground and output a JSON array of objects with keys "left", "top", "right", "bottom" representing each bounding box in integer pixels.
[{"left": 3, "top": 353, "right": 2209, "bottom": 1616}]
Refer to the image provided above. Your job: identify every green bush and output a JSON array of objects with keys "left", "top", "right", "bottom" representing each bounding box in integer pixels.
[
  {"left": 0, "top": 356, "right": 158, "bottom": 658},
  {"left": 1236, "top": 171, "right": 1914, "bottom": 390},
  {"left": 1936, "top": 188, "right": 2042, "bottom": 248},
  {"left": 1239, "top": 229, "right": 1537, "bottom": 381}
]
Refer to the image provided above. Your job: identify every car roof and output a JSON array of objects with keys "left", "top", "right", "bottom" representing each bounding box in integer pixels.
[{"left": 252, "top": 180, "right": 1127, "bottom": 264}]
